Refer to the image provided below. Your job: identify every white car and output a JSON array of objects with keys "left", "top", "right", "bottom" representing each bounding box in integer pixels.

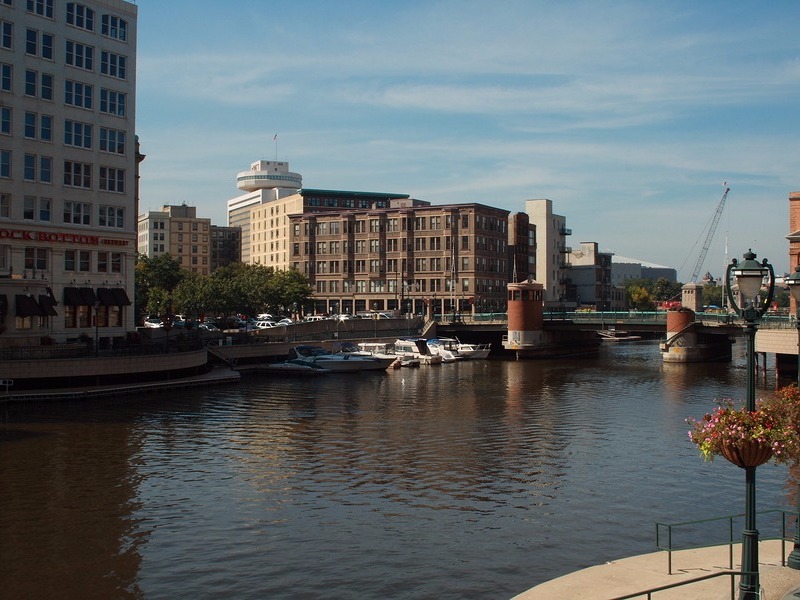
[
  {"left": 143, "top": 317, "right": 163, "bottom": 328},
  {"left": 254, "top": 320, "right": 277, "bottom": 329}
]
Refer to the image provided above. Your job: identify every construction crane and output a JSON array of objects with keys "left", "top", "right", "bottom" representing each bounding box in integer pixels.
[{"left": 689, "top": 183, "right": 730, "bottom": 283}]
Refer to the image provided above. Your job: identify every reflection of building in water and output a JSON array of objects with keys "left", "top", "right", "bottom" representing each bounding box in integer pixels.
[{"left": 1, "top": 421, "right": 144, "bottom": 597}]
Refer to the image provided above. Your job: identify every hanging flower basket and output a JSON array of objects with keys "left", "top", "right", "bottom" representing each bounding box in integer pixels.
[
  {"left": 687, "top": 388, "right": 800, "bottom": 467},
  {"left": 719, "top": 439, "right": 773, "bottom": 468}
]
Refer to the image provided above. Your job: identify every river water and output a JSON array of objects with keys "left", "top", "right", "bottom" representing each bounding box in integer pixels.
[{"left": 1, "top": 341, "right": 797, "bottom": 600}]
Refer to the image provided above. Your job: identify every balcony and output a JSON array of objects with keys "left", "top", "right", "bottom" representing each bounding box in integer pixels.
[{"left": 560, "top": 226, "right": 572, "bottom": 236}]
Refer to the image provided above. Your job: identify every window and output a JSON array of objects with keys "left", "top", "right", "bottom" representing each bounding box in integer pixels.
[
  {"left": 99, "top": 127, "right": 125, "bottom": 153},
  {"left": 65, "top": 40, "right": 93, "bottom": 70},
  {"left": 111, "top": 252, "right": 122, "bottom": 273},
  {"left": 0, "top": 193, "right": 8, "bottom": 218},
  {"left": 64, "top": 120, "right": 92, "bottom": 148},
  {"left": 39, "top": 197, "right": 50, "bottom": 220},
  {"left": 97, "top": 251, "right": 107, "bottom": 272},
  {"left": 24, "top": 112, "right": 36, "bottom": 138},
  {"left": 0, "top": 107, "right": 9, "bottom": 135},
  {"left": 1, "top": 21, "right": 12, "bottom": 50},
  {"left": 23, "top": 154, "right": 35, "bottom": 181},
  {"left": 100, "top": 51, "right": 126, "bottom": 79},
  {"left": 98, "top": 205, "right": 123, "bottom": 227},
  {"left": 39, "top": 156, "right": 51, "bottom": 183},
  {"left": 27, "top": 0, "right": 53, "bottom": 18},
  {"left": 100, "top": 89, "right": 125, "bottom": 116},
  {"left": 0, "top": 63, "right": 11, "bottom": 92},
  {"left": 101, "top": 14, "right": 127, "bottom": 41},
  {"left": 64, "top": 200, "right": 90, "bottom": 224},
  {"left": 0, "top": 150, "right": 9, "bottom": 178},
  {"left": 64, "top": 161, "right": 91, "bottom": 188},
  {"left": 99, "top": 167, "right": 124, "bottom": 192},
  {"left": 23, "top": 196, "right": 35, "bottom": 219},
  {"left": 65, "top": 79, "right": 93, "bottom": 109},
  {"left": 25, "top": 69, "right": 36, "bottom": 96},
  {"left": 40, "top": 72, "right": 52, "bottom": 99},
  {"left": 24, "top": 247, "right": 47, "bottom": 271},
  {"left": 66, "top": 3, "right": 94, "bottom": 31}
]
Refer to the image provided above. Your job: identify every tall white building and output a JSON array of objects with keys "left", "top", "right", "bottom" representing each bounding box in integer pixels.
[
  {"left": 0, "top": 0, "right": 138, "bottom": 346},
  {"left": 226, "top": 160, "right": 302, "bottom": 263},
  {"left": 525, "top": 199, "right": 571, "bottom": 306}
]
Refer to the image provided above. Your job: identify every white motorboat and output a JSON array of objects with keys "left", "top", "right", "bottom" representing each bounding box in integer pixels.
[
  {"left": 426, "top": 339, "right": 462, "bottom": 363},
  {"left": 393, "top": 338, "right": 443, "bottom": 365},
  {"left": 597, "top": 329, "right": 642, "bottom": 342},
  {"left": 428, "top": 337, "right": 490, "bottom": 360},
  {"left": 454, "top": 339, "right": 491, "bottom": 359},
  {"left": 288, "top": 345, "right": 395, "bottom": 372}
]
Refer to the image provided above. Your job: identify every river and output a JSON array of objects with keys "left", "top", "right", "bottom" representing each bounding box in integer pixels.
[{"left": 0, "top": 341, "right": 797, "bottom": 599}]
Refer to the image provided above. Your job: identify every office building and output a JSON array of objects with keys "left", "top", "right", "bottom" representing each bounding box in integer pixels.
[
  {"left": 288, "top": 202, "right": 511, "bottom": 317},
  {"left": 226, "top": 160, "right": 302, "bottom": 263},
  {"left": 210, "top": 224, "right": 240, "bottom": 270},
  {"left": 0, "top": 0, "right": 138, "bottom": 346},
  {"left": 137, "top": 204, "right": 211, "bottom": 275},
  {"left": 525, "top": 199, "right": 571, "bottom": 307}
]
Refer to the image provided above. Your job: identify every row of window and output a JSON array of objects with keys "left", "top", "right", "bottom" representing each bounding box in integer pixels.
[
  {"left": 307, "top": 278, "right": 474, "bottom": 295},
  {"left": 0, "top": 65, "right": 127, "bottom": 117},
  {"left": 0, "top": 20, "right": 128, "bottom": 80},
  {"left": 295, "top": 214, "right": 482, "bottom": 237},
  {"left": 0, "top": 193, "right": 126, "bottom": 228},
  {"left": 0, "top": 151, "right": 126, "bottom": 193},
  {"left": 18, "top": 246, "right": 124, "bottom": 273},
  {"left": 301, "top": 256, "right": 479, "bottom": 275},
  {"left": 8, "top": 1, "right": 128, "bottom": 42},
  {"left": 1, "top": 107, "right": 126, "bottom": 154}
]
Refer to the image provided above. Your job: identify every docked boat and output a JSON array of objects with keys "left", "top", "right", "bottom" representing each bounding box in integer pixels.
[
  {"left": 453, "top": 338, "right": 491, "bottom": 360},
  {"left": 426, "top": 338, "right": 462, "bottom": 363},
  {"left": 393, "top": 338, "right": 443, "bottom": 365},
  {"left": 343, "top": 342, "right": 403, "bottom": 369},
  {"left": 288, "top": 345, "right": 395, "bottom": 372}
]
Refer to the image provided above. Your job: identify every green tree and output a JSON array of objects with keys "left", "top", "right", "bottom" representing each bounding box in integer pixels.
[
  {"left": 173, "top": 271, "right": 211, "bottom": 321},
  {"left": 628, "top": 286, "right": 656, "bottom": 311},
  {"left": 135, "top": 253, "right": 184, "bottom": 323},
  {"left": 652, "top": 277, "right": 683, "bottom": 302},
  {"left": 266, "top": 268, "right": 314, "bottom": 315},
  {"left": 702, "top": 284, "right": 724, "bottom": 308}
]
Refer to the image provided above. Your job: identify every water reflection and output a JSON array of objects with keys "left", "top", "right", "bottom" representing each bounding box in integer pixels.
[{"left": 0, "top": 341, "right": 796, "bottom": 600}]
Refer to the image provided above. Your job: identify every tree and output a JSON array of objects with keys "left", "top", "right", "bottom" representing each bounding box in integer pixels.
[
  {"left": 628, "top": 286, "right": 656, "bottom": 311},
  {"left": 266, "top": 268, "right": 314, "bottom": 315},
  {"left": 173, "top": 271, "right": 211, "bottom": 321},
  {"left": 135, "top": 253, "right": 184, "bottom": 323}
]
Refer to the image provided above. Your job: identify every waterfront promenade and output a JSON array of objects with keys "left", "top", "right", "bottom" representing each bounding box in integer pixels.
[{"left": 513, "top": 540, "right": 800, "bottom": 599}]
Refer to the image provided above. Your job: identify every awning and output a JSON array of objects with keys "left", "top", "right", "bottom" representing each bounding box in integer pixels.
[
  {"left": 79, "top": 287, "right": 97, "bottom": 305},
  {"left": 96, "top": 288, "right": 116, "bottom": 306},
  {"left": 0, "top": 294, "right": 6, "bottom": 319},
  {"left": 15, "top": 294, "right": 44, "bottom": 317},
  {"left": 45, "top": 286, "right": 58, "bottom": 306},
  {"left": 111, "top": 288, "right": 132, "bottom": 306},
  {"left": 63, "top": 287, "right": 83, "bottom": 306},
  {"left": 39, "top": 294, "right": 58, "bottom": 316}
]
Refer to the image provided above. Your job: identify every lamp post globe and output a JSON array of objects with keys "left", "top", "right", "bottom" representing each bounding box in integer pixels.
[{"left": 724, "top": 249, "right": 775, "bottom": 600}]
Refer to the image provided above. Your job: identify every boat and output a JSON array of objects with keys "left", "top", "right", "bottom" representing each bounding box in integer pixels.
[
  {"left": 427, "top": 337, "right": 491, "bottom": 360},
  {"left": 453, "top": 338, "right": 491, "bottom": 360},
  {"left": 342, "top": 342, "right": 404, "bottom": 369},
  {"left": 393, "top": 338, "right": 443, "bottom": 365},
  {"left": 426, "top": 338, "right": 462, "bottom": 363},
  {"left": 287, "top": 345, "right": 395, "bottom": 372},
  {"left": 597, "top": 328, "right": 642, "bottom": 342}
]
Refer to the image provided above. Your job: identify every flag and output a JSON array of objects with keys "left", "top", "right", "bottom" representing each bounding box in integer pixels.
[{"left": 273, "top": 133, "right": 277, "bottom": 141}]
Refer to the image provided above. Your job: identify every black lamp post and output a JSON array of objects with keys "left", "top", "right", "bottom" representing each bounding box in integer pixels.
[
  {"left": 725, "top": 249, "right": 775, "bottom": 599},
  {"left": 784, "top": 264, "right": 800, "bottom": 570}
]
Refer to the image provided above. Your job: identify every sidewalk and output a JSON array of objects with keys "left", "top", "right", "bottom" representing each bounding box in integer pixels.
[{"left": 512, "top": 540, "right": 800, "bottom": 600}]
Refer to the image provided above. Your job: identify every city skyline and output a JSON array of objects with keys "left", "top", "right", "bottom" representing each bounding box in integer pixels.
[{"left": 134, "top": 0, "right": 800, "bottom": 279}]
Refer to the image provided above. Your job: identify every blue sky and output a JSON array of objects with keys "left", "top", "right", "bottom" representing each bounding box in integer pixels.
[{"left": 133, "top": 0, "right": 800, "bottom": 280}]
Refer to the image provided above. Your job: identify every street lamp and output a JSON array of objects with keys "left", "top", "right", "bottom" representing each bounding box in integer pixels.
[
  {"left": 725, "top": 249, "right": 775, "bottom": 599},
  {"left": 784, "top": 264, "right": 800, "bottom": 570}
]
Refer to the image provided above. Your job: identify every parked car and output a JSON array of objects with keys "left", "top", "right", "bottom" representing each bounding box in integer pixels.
[
  {"left": 198, "top": 323, "right": 220, "bottom": 333},
  {"left": 276, "top": 318, "right": 294, "bottom": 326},
  {"left": 254, "top": 320, "right": 277, "bottom": 329},
  {"left": 143, "top": 317, "right": 163, "bottom": 328}
]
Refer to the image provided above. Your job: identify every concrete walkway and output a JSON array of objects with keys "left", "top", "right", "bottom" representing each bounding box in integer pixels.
[{"left": 512, "top": 540, "right": 800, "bottom": 600}]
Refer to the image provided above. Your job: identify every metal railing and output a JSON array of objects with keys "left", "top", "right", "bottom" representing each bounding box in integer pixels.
[
  {"left": 656, "top": 508, "right": 798, "bottom": 575},
  {"left": 609, "top": 570, "right": 748, "bottom": 600}
]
